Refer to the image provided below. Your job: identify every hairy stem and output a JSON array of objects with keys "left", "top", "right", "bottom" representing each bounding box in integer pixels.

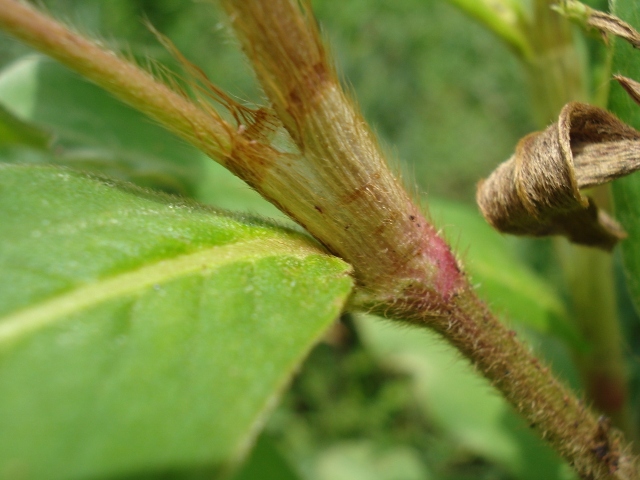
[
  {"left": 222, "top": 0, "right": 638, "bottom": 476},
  {"left": 217, "top": 0, "right": 464, "bottom": 302},
  {"left": 394, "top": 288, "right": 636, "bottom": 479}
]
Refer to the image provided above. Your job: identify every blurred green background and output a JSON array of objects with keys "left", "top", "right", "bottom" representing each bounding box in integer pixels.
[{"left": 0, "top": 0, "right": 533, "bottom": 203}]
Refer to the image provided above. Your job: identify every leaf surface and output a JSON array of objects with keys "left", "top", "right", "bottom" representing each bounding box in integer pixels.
[
  {"left": 0, "top": 164, "right": 353, "bottom": 480},
  {"left": 609, "top": 0, "right": 640, "bottom": 316}
]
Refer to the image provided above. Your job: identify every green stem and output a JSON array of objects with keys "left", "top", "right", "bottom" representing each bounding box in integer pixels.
[
  {"left": 523, "top": 0, "right": 633, "bottom": 438},
  {"left": 444, "top": 0, "right": 534, "bottom": 60},
  {"left": 558, "top": 235, "right": 633, "bottom": 438},
  {"left": 526, "top": 0, "right": 589, "bottom": 125}
]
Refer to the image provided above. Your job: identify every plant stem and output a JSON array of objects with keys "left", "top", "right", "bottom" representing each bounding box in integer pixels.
[
  {"left": 0, "top": 0, "right": 242, "bottom": 165},
  {"left": 217, "top": 0, "right": 463, "bottom": 300},
  {"left": 389, "top": 287, "right": 638, "bottom": 480},
  {"left": 521, "top": 0, "right": 633, "bottom": 438},
  {"left": 526, "top": 0, "right": 589, "bottom": 125},
  {"left": 558, "top": 236, "right": 633, "bottom": 438},
  {"left": 222, "top": 0, "right": 638, "bottom": 476}
]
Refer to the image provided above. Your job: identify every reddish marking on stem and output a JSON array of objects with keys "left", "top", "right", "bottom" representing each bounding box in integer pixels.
[
  {"left": 287, "top": 61, "right": 330, "bottom": 111},
  {"left": 419, "top": 220, "right": 464, "bottom": 298}
]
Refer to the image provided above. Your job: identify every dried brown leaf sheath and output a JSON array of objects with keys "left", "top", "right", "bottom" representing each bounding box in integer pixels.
[
  {"left": 554, "top": 0, "right": 640, "bottom": 48},
  {"left": 616, "top": 75, "right": 640, "bottom": 107},
  {"left": 477, "top": 102, "right": 640, "bottom": 250},
  {"left": 588, "top": 10, "right": 640, "bottom": 48}
]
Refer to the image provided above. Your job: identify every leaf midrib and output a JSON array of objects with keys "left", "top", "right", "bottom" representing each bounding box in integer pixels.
[{"left": 0, "top": 236, "right": 328, "bottom": 345}]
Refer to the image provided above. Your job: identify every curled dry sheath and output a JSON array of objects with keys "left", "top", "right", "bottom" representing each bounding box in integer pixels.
[{"left": 477, "top": 78, "right": 640, "bottom": 250}]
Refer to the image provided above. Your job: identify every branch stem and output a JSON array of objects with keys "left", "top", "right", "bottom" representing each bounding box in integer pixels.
[
  {"left": 393, "top": 287, "right": 636, "bottom": 479},
  {"left": 0, "top": 0, "right": 233, "bottom": 162}
]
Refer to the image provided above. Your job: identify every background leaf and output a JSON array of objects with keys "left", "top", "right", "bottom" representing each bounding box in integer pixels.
[
  {"left": 0, "top": 56, "right": 203, "bottom": 196},
  {"left": 0, "top": 102, "right": 50, "bottom": 148},
  {"left": 196, "top": 160, "right": 291, "bottom": 222},
  {"left": 609, "top": 0, "right": 640, "bottom": 317},
  {"left": 354, "top": 315, "right": 575, "bottom": 480},
  {"left": 231, "top": 435, "right": 302, "bottom": 480},
  {"left": 314, "top": 440, "right": 429, "bottom": 480},
  {"left": 0, "top": 164, "right": 353, "bottom": 480}
]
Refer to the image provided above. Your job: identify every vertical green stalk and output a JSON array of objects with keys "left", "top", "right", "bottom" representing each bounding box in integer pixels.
[
  {"left": 524, "top": 0, "right": 632, "bottom": 438},
  {"left": 525, "top": 0, "right": 589, "bottom": 125},
  {"left": 558, "top": 239, "right": 632, "bottom": 436}
]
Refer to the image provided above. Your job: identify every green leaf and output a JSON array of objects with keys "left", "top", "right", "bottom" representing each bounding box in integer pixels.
[
  {"left": 231, "top": 436, "right": 302, "bottom": 480},
  {"left": 444, "top": 0, "right": 532, "bottom": 60},
  {"left": 429, "top": 199, "right": 583, "bottom": 349},
  {"left": 355, "top": 315, "right": 575, "bottom": 480},
  {"left": 0, "top": 56, "right": 203, "bottom": 196},
  {"left": 608, "top": 0, "right": 640, "bottom": 316},
  {"left": 196, "top": 160, "right": 292, "bottom": 223},
  {"left": 0, "top": 164, "right": 353, "bottom": 480},
  {"left": 0, "top": 102, "right": 51, "bottom": 148},
  {"left": 314, "top": 441, "right": 430, "bottom": 480}
]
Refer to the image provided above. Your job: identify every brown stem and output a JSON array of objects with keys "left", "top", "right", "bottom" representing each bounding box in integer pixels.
[
  {"left": 387, "top": 287, "right": 637, "bottom": 480},
  {"left": 0, "top": 0, "right": 237, "bottom": 163},
  {"left": 217, "top": 0, "right": 464, "bottom": 303}
]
